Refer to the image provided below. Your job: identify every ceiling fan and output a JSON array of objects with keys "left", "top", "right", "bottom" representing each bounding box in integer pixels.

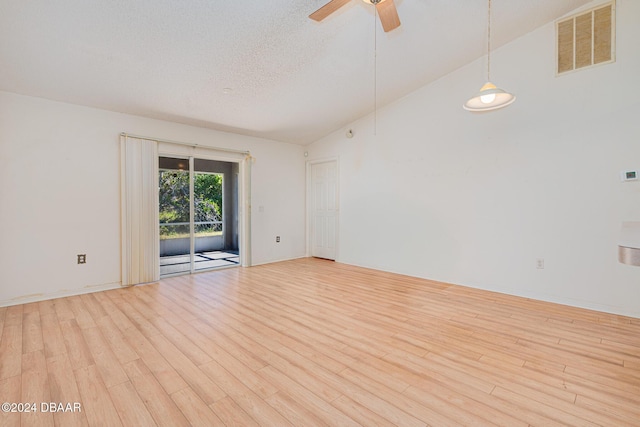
[{"left": 309, "top": 0, "right": 401, "bottom": 33}]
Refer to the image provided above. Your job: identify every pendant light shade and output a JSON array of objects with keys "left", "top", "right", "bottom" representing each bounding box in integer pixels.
[
  {"left": 464, "top": 0, "right": 515, "bottom": 112},
  {"left": 463, "top": 82, "right": 515, "bottom": 111}
]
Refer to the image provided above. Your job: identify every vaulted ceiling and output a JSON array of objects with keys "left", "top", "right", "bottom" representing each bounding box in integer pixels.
[{"left": 0, "top": 0, "right": 592, "bottom": 144}]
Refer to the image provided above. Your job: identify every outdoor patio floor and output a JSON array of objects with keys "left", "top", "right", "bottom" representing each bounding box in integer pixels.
[{"left": 160, "top": 250, "right": 239, "bottom": 276}]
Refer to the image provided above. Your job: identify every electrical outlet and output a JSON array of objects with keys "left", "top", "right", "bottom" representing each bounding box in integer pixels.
[
  {"left": 536, "top": 258, "right": 544, "bottom": 269},
  {"left": 77, "top": 254, "right": 87, "bottom": 264},
  {"left": 620, "top": 170, "right": 639, "bottom": 182},
  {"left": 276, "top": 236, "right": 280, "bottom": 243}
]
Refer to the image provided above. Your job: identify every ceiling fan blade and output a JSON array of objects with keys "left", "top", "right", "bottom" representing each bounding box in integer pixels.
[
  {"left": 309, "top": 0, "right": 351, "bottom": 21},
  {"left": 376, "top": 0, "right": 401, "bottom": 32}
]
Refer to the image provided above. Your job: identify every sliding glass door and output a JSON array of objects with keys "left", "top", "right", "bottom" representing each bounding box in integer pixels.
[
  {"left": 159, "top": 156, "right": 240, "bottom": 277},
  {"left": 159, "top": 157, "right": 192, "bottom": 275}
]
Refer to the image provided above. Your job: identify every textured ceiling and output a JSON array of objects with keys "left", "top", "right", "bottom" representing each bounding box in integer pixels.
[{"left": 0, "top": 0, "right": 592, "bottom": 144}]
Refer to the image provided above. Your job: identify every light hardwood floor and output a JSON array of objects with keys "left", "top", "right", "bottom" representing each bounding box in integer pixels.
[{"left": 1, "top": 258, "right": 639, "bottom": 426}]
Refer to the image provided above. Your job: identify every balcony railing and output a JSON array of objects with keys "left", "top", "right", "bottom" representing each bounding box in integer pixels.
[{"left": 159, "top": 221, "right": 223, "bottom": 239}]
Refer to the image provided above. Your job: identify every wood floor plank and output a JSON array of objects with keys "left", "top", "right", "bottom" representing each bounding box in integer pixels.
[
  {"left": 339, "top": 366, "right": 474, "bottom": 426},
  {"left": 108, "top": 381, "right": 157, "bottom": 427},
  {"left": 264, "top": 391, "right": 329, "bottom": 427},
  {"left": 560, "top": 369, "right": 640, "bottom": 411},
  {"left": 79, "top": 293, "right": 108, "bottom": 322},
  {"left": 92, "top": 292, "right": 134, "bottom": 333},
  {"left": 563, "top": 364, "right": 640, "bottom": 395},
  {"left": 21, "top": 350, "right": 53, "bottom": 427},
  {"left": 196, "top": 292, "right": 346, "bottom": 372},
  {"left": 226, "top": 292, "right": 369, "bottom": 371},
  {"left": 0, "top": 325, "right": 22, "bottom": 380},
  {"left": 575, "top": 393, "right": 640, "bottom": 425},
  {"left": 51, "top": 297, "right": 75, "bottom": 322},
  {"left": 331, "top": 394, "right": 397, "bottom": 427},
  {"left": 256, "top": 364, "right": 362, "bottom": 427},
  {"left": 145, "top": 333, "right": 226, "bottom": 404},
  {"left": 37, "top": 300, "right": 55, "bottom": 318},
  {"left": 477, "top": 354, "right": 578, "bottom": 403},
  {"left": 121, "top": 324, "right": 188, "bottom": 396},
  {"left": 108, "top": 291, "right": 161, "bottom": 337},
  {"left": 178, "top": 318, "right": 268, "bottom": 373},
  {"left": 224, "top": 322, "right": 344, "bottom": 404},
  {"left": 67, "top": 296, "right": 97, "bottom": 330},
  {"left": 46, "top": 352, "right": 89, "bottom": 427},
  {"left": 200, "top": 360, "right": 295, "bottom": 427},
  {"left": 0, "top": 375, "right": 21, "bottom": 427},
  {"left": 94, "top": 315, "right": 139, "bottom": 365},
  {"left": 135, "top": 283, "right": 199, "bottom": 325},
  {"left": 22, "top": 310, "right": 44, "bottom": 354},
  {"left": 0, "top": 258, "right": 638, "bottom": 426},
  {"left": 178, "top": 326, "right": 278, "bottom": 399},
  {"left": 122, "top": 359, "right": 191, "bottom": 427},
  {"left": 59, "top": 319, "right": 94, "bottom": 369},
  {"left": 602, "top": 338, "right": 640, "bottom": 362},
  {"left": 384, "top": 349, "right": 495, "bottom": 395},
  {"left": 39, "top": 313, "right": 66, "bottom": 359},
  {"left": 80, "top": 327, "right": 128, "bottom": 388},
  {"left": 123, "top": 290, "right": 213, "bottom": 366},
  {"left": 171, "top": 387, "right": 226, "bottom": 427},
  {"left": 403, "top": 384, "right": 525, "bottom": 427},
  {"left": 0, "top": 307, "right": 6, "bottom": 344},
  {"left": 5, "top": 305, "right": 24, "bottom": 327},
  {"left": 74, "top": 365, "right": 123, "bottom": 427},
  {"left": 209, "top": 396, "right": 260, "bottom": 427},
  {"left": 625, "top": 359, "right": 640, "bottom": 370},
  {"left": 491, "top": 386, "right": 600, "bottom": 427}
]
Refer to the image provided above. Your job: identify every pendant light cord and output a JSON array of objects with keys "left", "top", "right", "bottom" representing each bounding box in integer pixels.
[
  {"left": 487, "top": 0, "right": 492, "bottom": 82},
  {"left": 374, "top": 6, "right": 378, "bottom": 136},
  {"left": 463, "top": 0, "right": 516, "bottom": 111}
]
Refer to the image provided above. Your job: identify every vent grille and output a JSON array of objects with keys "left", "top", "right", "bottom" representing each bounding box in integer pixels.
[{"left": 557, "top": 2, "right": 615, "bottom": 75}]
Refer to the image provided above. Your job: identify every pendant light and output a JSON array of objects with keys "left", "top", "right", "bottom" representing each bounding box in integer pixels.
[{"left": 464, "top": 0, "right": 515, "bottom": 112}]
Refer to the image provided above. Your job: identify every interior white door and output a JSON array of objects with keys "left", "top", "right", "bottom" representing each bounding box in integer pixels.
[{"left": 310, "top": 161, "right": 337, "bottom": 260}]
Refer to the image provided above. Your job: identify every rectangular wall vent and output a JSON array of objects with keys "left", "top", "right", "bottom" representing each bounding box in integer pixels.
[{"left": 557, "top": 1, "right": 615, "bottom": 75}]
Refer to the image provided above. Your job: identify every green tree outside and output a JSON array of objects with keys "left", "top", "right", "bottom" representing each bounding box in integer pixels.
[{"left": 159, "top": 170, "right": 223, "bottom": 239}]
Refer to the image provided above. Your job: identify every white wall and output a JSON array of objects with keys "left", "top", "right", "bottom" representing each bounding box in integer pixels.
[
  {"left": 307, "top": 0, "right": 640, "bottom": 317},
  {"left": 0, "top": 92, "right": 306, "bottom": 305}
]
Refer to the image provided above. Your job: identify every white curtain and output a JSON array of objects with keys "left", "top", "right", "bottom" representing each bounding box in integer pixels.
[{"left": 120, "top": 135, "right": 159, "bottom": 285}]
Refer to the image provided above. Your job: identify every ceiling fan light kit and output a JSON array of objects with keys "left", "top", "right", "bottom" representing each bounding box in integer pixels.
[{"left": 464, "top": 0, "right": 516, "bottom": 112}]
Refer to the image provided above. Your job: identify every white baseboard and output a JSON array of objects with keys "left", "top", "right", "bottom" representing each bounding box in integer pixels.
[
  {"left": 0, "top": 282, "right": 123, "bottom": 308},
  {"left": 249, "top": 255, "right": 308, "bottom": 267}
]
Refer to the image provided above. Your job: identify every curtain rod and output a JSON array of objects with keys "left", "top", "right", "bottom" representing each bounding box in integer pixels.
[{"left": 120, "top": 132, "right": 251, "bottom": 156}]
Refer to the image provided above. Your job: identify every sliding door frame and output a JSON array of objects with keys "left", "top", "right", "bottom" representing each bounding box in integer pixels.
[{"left": 158, "top": 145, "right": 251, "bottom": 271}]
